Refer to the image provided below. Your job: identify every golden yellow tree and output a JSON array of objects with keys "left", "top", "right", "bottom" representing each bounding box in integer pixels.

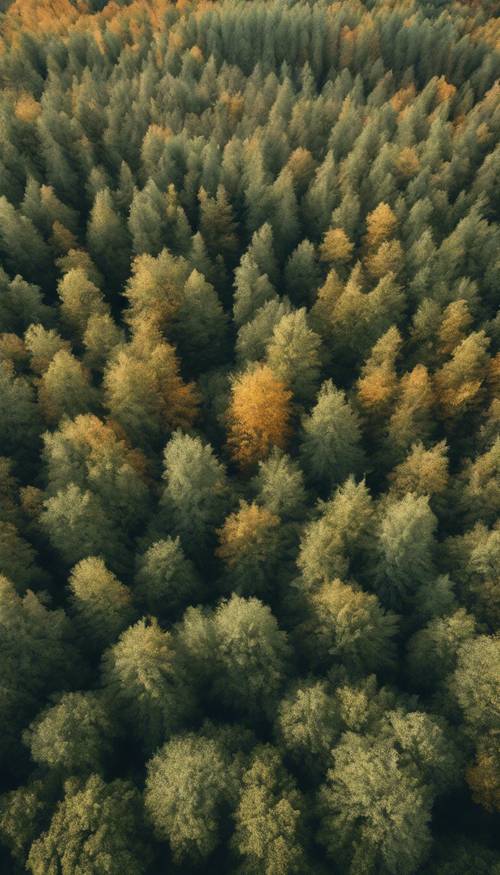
[
  {"left": 227, "top": 365, "right": 292, "bottom": 467},
  {"left": 364, "top": 202, "right": 397, "bottom": 251},
  {"left": 319, "top": 228, "right": 354, "bottom": 265}
]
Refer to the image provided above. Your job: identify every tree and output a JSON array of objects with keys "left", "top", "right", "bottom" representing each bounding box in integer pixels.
[
  {"left": 101, "top": 618, "right": 194, "bottom": 755},
  {"left": 161, "top": 431, "right": 232, "bottom": 557},
  {"left": 216, "top": 501, "right": 283, "bottom": 598},
  {"left": 246, "top": 223, "right": 279, "bottom": 286},
  {"left": 275, "top": 680, "right": 341, "bottom": 776},
  {"left": 0, "top": 360, "right": 41, "bottom": 467},
  {"left": 297, "top": 478, "right": 375, "bottom": 586},
  {"left": 0, "top": 521, "right": 42, "bottom": 593},
  {"left": 356, "top": 326, "right": 402, "bottom": 424},
  {"left": 232, "top": 745, "right": 307, "bottom": 875},
  {"left": 467, "top": 731, "right": 500, "bottom": 813},
  {"left": 83, "top": 312, "right": 124, "bottom": 371},
  {"left": 284, "top": 240, "right": 321, "bottom": 306},
  {"left": 364, "top": 201, "right": 398, "bottom": 250},
  {"left": 298, "top": 579, "right": 398, "bottom": 675},
  {"left": 24, "top": 691, "right": 116, "bottom": 774},
  {"left": 27, "top": 775, "right": 151, "bottom": 875},
  {"left": 389, "top": 441, "right": 449, "bottom": 500},
  {"left": 38, "top": 350, "right": 98, "bottom": 424},
  {"left": 236, "top": 298, "right": 292, "bottom": 365},
  {"left": 134, "top": 537, "right": 202, "bottom": 619},
  {"left": 0, "top": 269, "right": 51, "bottom": 333},
  {"left": 435, "top": 331, "right": 490, "bottom": 420},
  {"left": 406, "top": 609, "right": 477, "bottom": 692},
  {"left": 233, "top": 253, "right": 277, "bottom": 327},
  {"left": 24, "top": 324, "right": 70, "bottom": 374},
  {"left": 374, "top": 494, "right": 437, "bottom": 610},
  {"left": 387, "top": 364, "right": 435, "bottom": 461},
  {"left": 41, "top": 484, "right": 122, "bottom": 569},
  {"left": 87, "top": 187, "right": 131, "bottom": 289},
  {"left": 68, "top": 557, "right": 135, "bottom": 652},
  {"left": 0, "top": 576, "right": 78, "bottom": 767},
  {"left": 0, "top": 779, "right": 54, "bottom": 869},
  {"left": 171, "top": 269, "right": 228, "bottom": 373},
  {"left": 320, "top": 227, "right": 354, "bottom": 265},
  {"left": 209, "top": 595, "right": 291, "bottom": 720},
  {"left": 451, "top": 636, "right": 500, "bottom": 734},
  {"left": 0, "top": 196, "right": 52, "bottom": 286},
  {"left": 123, "top": 249, "right": 190, "bottom": 335},
  {"left": 145, "top": 733, "right": 238, "bottom": 864},
  {"left": 42, "top": 413, "right": 150, "bottom": 533},
  {"left": 266, "top": 308, "right": 322, "bottom": 405},
  {"left": 104, "top": 326, "right": 198, "bottom": 451},
  {"left": 253, "top": 449, "right": 307, "bottom": 521},
  {"left": 58, "top": 268, "right": 108, "bottom": 340},
  {"left": 199, "top": 184, "right": 239, "bottom": 263},
  {"left": 227, "top": 365, "right": 293, "bottom": 468},
  {"left": 300, "top": 381, "right": 365, "bottom": 490},
  {"left": 318, "top": 733, "right": 432, "bottom": 875}
]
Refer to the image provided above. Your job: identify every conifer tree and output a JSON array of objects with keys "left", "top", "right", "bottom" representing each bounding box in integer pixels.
[
  {"left": 146, "top": 733, "right": 238, "bottom": 864},
  {"left": 162, "top": 431, "right": 232, "bottom": 557},
  {"left": 68, "top": 557, "right": 135, "bottom": 652},
  {"left": 318, "top": 733, "right": 432, "bottom": 875},
  {"left": 38, "top": 350, "right": 98, "bottom": 424},
  {"left": 227, "top": 365, "right": 293, "bottom": 468},
  {"left": 266, "top": 308, "right": 322, "bottom": 405},
  {"left": 233, "top": 253, "right": 278, "bottom": 327},
  {"left": 58, "top": 267, "right": 108, "bottom": 339},
  {"left": 300, "top": 381, "right": 365, "bottom": 490},
  {"left": 25, "top": 691, "right": 116, "bottom": 774},
  {"left": 171, "top": 269, "right": 228, "bottom": 373},
  {"left": 87, "top": 187, "right": 131, "bottom": 290},
  {"left": 101, "top": 619, "right": 194, "bottom": 755},
  {"left": 134, "top": 537, "right": 202, "bottom": 619},
  {"left": 27, "top": 776, "right": 151, "bottom": 875},
  {"left": 232, "top": 745, "right": 307, "bottom": 875}
]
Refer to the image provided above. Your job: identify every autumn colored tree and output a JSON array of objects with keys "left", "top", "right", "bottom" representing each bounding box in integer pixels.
[{"left": 227, "top": 365, "right": 293, "bottom": 468}]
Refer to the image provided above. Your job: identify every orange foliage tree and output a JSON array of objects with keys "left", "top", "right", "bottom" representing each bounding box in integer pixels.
[{"left": 227, "top": 365, "right": 292, "bottom": 467}]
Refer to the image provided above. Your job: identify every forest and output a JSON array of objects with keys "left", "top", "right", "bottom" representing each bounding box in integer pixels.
[{"left": 0, "top": 0, "right": 499, "bottom": 872}]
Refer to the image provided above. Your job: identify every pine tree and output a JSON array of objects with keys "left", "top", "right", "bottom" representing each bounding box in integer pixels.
[
  {"left": 253, "top": 449, "right": 307, "bottom": 521},
  {"left": 58, "top": 267, "right": 108, "bottom": 339},
  {"left": 318, "top": 733, "right": 432, "bottom": 875},
  {"left": 161, "top": 431, "right": 232, "bottom": 558},
  {"left": 266, "top": 308, "right": 322, "bottom": 405},
  {"left": 134, "top": 537, "right": 202, "bottom": 619},
  {"left": 27, "top": 776, "right": 151, "bottom": 875},
  {"left": 104, "top": 326, "right": 198, "bottom": 451},
  {"left": 233, "top": 253, "right": 278, "bottom": 327},
  {"left": 300, "top": 381, "right": 365, "bottom": 490},
  {"left": 25, "top": 691, "right": 116, "bottom": 774},
  {"left": 124, "top": 249, "right": 190, "bottom": 334},
  {"left": 298, "top": 579, "right": 398, "bottom": 674},
  {"left": 232, "top": 745, "right": 307, "bottom": 875},
  {"left": 0, "top": 196, "right": 53, "bottom": 286},
  {"left": 101, "top": 618, "right": 194, "bottom": 755},
  {"left": 227, "top": 365, "right": 293, "bottom": 468},
  {"left": 38, "top": 350, "right": 98, "bottom": 424},
  {"left": 171, "top": 269, "right": 228, "bottom": 373},
  {"left": 68, "top": 557, "right": 135, "bottom": 651},
  {"left": 216, "top": 501, "right": 282, "bottom": 598},
  {"left": 145, "top": 733, "right": 238, "bottom": 864},
  {"left": 374, "top": 493, "right": 437, "bottom": 610},
  {"left": 284, "top": 240, "right": 321, "bottom": 306},
  {"left": 87, "top": 187, "right": 131, "bottom": 290},
  {"left": 236, "top": 298, "right": 292, "bottom": 365}
]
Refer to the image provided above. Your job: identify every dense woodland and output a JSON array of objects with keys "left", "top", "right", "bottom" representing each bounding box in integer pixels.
[{"left": 0, "top": 0, "right": 499, "bottom": 872}]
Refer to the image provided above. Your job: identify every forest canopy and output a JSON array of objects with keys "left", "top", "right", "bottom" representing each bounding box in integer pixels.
[{"left": 0, "top": 0, "right": 499, "bottom": 873}]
